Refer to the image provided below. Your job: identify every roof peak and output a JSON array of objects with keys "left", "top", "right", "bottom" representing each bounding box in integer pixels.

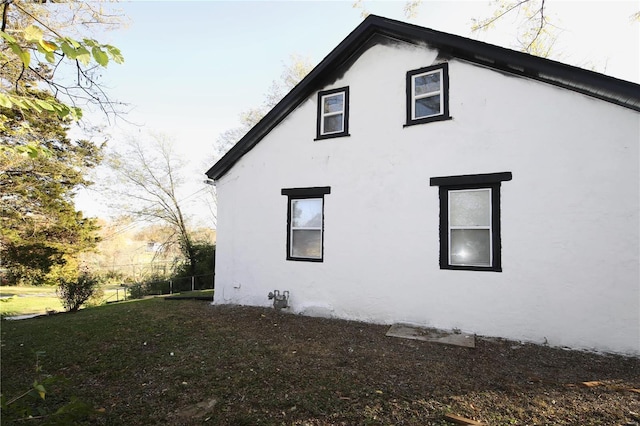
[{"left": 207, "top": 16, "right": 639, "bottom": 180}]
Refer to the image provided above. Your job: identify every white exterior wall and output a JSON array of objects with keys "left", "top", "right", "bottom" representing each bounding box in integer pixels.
[{"left": 213, "top": 40, "right": 640, "bottom": 355}]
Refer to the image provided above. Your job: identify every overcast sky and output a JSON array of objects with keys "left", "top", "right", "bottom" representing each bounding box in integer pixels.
[{"left": 74, "top": 1, "right": 640, "bottom": 225}]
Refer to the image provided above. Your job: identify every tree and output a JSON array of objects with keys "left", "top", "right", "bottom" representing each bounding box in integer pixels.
[
  {"left": 107, "top": 133, "right": 200, "bottom": 277},
  {"left": 213, "top": 54, "right": 313, "bottom": 159},
  {"left": 0, "top": 90, "right": 103, "bottom": 285},
  {"left": 472, "top": 0, "right": 639, "bottom": 57},
  {"left": 0, "top": 1, "right": 124, "bottom": 285},
  {"left": 470, "top": 0, "right": 559, "bottom": 57},
  {"left": 1, "top": 1, "right": 125, "bottom": 152}
]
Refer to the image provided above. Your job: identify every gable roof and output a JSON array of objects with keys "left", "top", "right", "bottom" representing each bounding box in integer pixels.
[{"left": 206, "top": 15, "right": 640, "bottom": 180}]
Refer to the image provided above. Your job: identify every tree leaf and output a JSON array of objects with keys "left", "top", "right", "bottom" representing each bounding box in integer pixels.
[
  {"left": 35, "top": 99, "right": 55, "bottom": 112},
  {"left": 92, "top": 46, "right": 109, "bottom": 67},
  {"left": 39, "top": 39, "right": 58, "bottom": 53},
  {"left": 72, "top": 107, "right": 83, "bottom": 120},
  {"left": 33, "top": 384, "right": 46, "bottom": 400},
  {"left": 83, "top": 38, "right": 98, "bottom": 48},
  {"left": 0, "top": 30, "right": 16, "bottom": 43},
  {"left": 0, "top": 93, "right": 12, "bottom": 108},
  {"left": 11, "top": 97, "right": 27, "bottom": 109},
  {"left": 45, "top": 51, "right": 55, "bottom": 63},
  {"left": 24, "top": 25, "right": 44, "bottom": 43},
  {"left": 75, "top": 46, "right": 91, "bottom": 66},
  {"left": 105, "top": 45, "right": 124, "bottom": 64},
  {"left": 62, "top": 36, "right": 81, "bottom": 48},
  {"left": 23, "top": 99, "right": 42, "bottom": 113},
  {"left": 60, "top": 41, "right": 76, "bottom": 58},
  {"left": 9, "top": 43, "right": 30, "bottom": 68}
]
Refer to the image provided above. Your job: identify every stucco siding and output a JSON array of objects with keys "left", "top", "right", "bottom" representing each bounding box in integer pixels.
[{"left": 213, "top": 39, "right": 640, "bottom": 355}]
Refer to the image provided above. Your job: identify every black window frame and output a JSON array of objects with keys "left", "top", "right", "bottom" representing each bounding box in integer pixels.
[
  {"left": 405, "top": 63, "right": 450, "bottom": 127},
  {"left": 281, "top": 186, "right": 331, "bottom": 262},
  {"left": 430, "top": 172, "right": 512, "bottom": 272},
  {"left": 315, "top": 87, "right": 350, "bottom": 140}
]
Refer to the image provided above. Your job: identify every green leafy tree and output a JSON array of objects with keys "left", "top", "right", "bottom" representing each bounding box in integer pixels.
[
  {"left": 0, "top": 91, "right": 103, "bottom": 285},
  {"left": 0, "top": 0, "right": 124, "bottom": 135},
  {"left": 0, "top": 1, "right": 124, "bottom": 285}
]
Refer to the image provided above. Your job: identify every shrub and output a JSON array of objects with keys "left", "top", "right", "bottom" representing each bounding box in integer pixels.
[
  {"left": 57, "top": 272, "right": 100, "bottom": 312},
  {"left": 128, "top": 283, "right": 147, "bottom": 299}
]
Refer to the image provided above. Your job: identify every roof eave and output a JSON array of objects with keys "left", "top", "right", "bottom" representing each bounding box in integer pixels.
[{"left": 206, "top": 15, "right": 640, "bottom": 181}]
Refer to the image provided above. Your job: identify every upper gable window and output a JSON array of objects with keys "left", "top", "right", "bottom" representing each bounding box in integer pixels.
[
  {"left": 316, "top": 87, "right": 349, "bottom": 139},
  {"left": 406, "top": 63, "right": 450, "bottom": 126}
]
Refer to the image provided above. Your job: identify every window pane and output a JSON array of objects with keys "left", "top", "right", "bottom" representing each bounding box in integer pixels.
[
  {"left": 323, "top": 93, "right": 344, "bottom": 113},
  {"left": 450, "top": 190, "right": 490, "bottom": 227},
  {"left": 292, "top": 230, "right": 322, "bottom": 258},
  {"left": 323, "top": 114, "right": 343, "bottom": 133},
  {"left": 415, "top": 95, "right": 441, "bottom": 118},
  {"left": 292, "top": 198, "right": 322, "bottom": 227},
  {"left": 414, "top": 72, "right": 440, "bottom": 95},
  {"left": 450, "top": 229, "right": 491, "bottom": 266}
]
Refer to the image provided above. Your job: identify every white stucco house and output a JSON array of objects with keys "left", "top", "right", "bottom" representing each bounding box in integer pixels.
[{"left": 206, "top": 16, "right": 640, "bottom": 355}]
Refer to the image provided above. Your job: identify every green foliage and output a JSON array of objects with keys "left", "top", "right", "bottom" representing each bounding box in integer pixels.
[
  {"left": 0, "top": 351, "right": 100, "bottom": 424},
  {"left": 0, "top": 89, "right": 103, "bottom": 285},
  {"left": 127, "top": 278, "right": 171, "bottom": 299},
  {"left": 173, "top": 242, "right": 216, "bottom": 278},
  {"left": 56, "top": 272, "right": 100, "bottom": 312},
  {"left": 127, "top": 283, "right": 145, "bottom": 300},
  {"left": 0, "top": 2, "right": 125, "bottom": 134}
]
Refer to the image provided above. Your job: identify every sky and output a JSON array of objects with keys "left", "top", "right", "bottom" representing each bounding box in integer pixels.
[{"left": 74, "top": 0, "right": 640, "bottom": 226}]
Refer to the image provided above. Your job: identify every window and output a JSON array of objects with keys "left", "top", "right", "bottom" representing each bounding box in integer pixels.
[
  {"left": 316, "top": 87, "right": 349, "bottom": 139},
  {"left": 406, "top": 63, "right": 449, "bottom": 126},
  {"left": 430, "top": 172, "right": 512, "bottom": 272},
  {"left": 281, "top": 186, "right": 331, "bottom": 262}
]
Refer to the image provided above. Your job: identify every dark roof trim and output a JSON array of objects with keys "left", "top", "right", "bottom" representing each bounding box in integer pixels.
[{"left": 207, "top": 15, "right": 640, "bottom": 180}]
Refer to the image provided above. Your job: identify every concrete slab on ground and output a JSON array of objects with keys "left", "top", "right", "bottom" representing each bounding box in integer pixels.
[{"left": 386, "top": 324, "right": 475, "bottom": 348}]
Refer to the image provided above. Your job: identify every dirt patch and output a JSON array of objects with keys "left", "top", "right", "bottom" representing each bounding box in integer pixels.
[
  {"left": 2, "top": 300, "right": 638, "bottom": 425},
  {"left": 199, "top": 304, "right": 639, "bottom": 425}
]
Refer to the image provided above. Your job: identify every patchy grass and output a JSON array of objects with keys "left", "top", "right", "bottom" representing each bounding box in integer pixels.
[{"left": 1, "top": 299, "right": 639, "bottom": 425}]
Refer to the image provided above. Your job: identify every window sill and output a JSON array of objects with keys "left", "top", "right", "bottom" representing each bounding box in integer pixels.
[
  {"left": 286, "top": 256, "right": 324, "bottom": 263},
  {"left": 314, "top": 133, "right": 350, "bottom": 141},
  {"left": 440, "top": 264, "right": 502, "bottom": 272},
  {"left": 404, "top": 115, "right": 451, "bottom": 127}
]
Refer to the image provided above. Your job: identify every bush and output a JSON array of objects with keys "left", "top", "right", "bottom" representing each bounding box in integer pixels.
[
  {"left": 172, "top": 243, "right": 215, "bottom": 279},
  {"left": 57, "top": 272, "right": 100, "bottom": 312},
  {"left": 128, "top": 283, "right": 145, "bottom": 299}
]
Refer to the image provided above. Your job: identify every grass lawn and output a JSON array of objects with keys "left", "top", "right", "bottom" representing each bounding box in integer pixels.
[
  {"left": 0, "top": 285, "right": 130, "bottom": 317},
  {"left": 0, "top": 286, "right": 63, "bottom": 317},
  {"left": 164, "top": 289, "right": 214, "bottom": 300},
  {"left": 1, "top": 299, "right": 639, "bottom": 425}
]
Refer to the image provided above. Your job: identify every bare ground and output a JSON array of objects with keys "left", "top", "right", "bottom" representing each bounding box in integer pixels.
[
  {"left": 2, "top": 299, "right": 639, "bottom": 425},
  {"left": 171, "top": 303, "right": 640, "bottom": 425}
]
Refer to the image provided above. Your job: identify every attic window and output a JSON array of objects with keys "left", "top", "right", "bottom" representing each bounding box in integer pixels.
[
  {"left": 316, "top": 87, "right": 349, "bottom": 139},
  {"left": 406, "top": 63, "right": 450, "bottom": 126},
  {"left": 430, "top": 172, "right": 512, "bottom": 272}
]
